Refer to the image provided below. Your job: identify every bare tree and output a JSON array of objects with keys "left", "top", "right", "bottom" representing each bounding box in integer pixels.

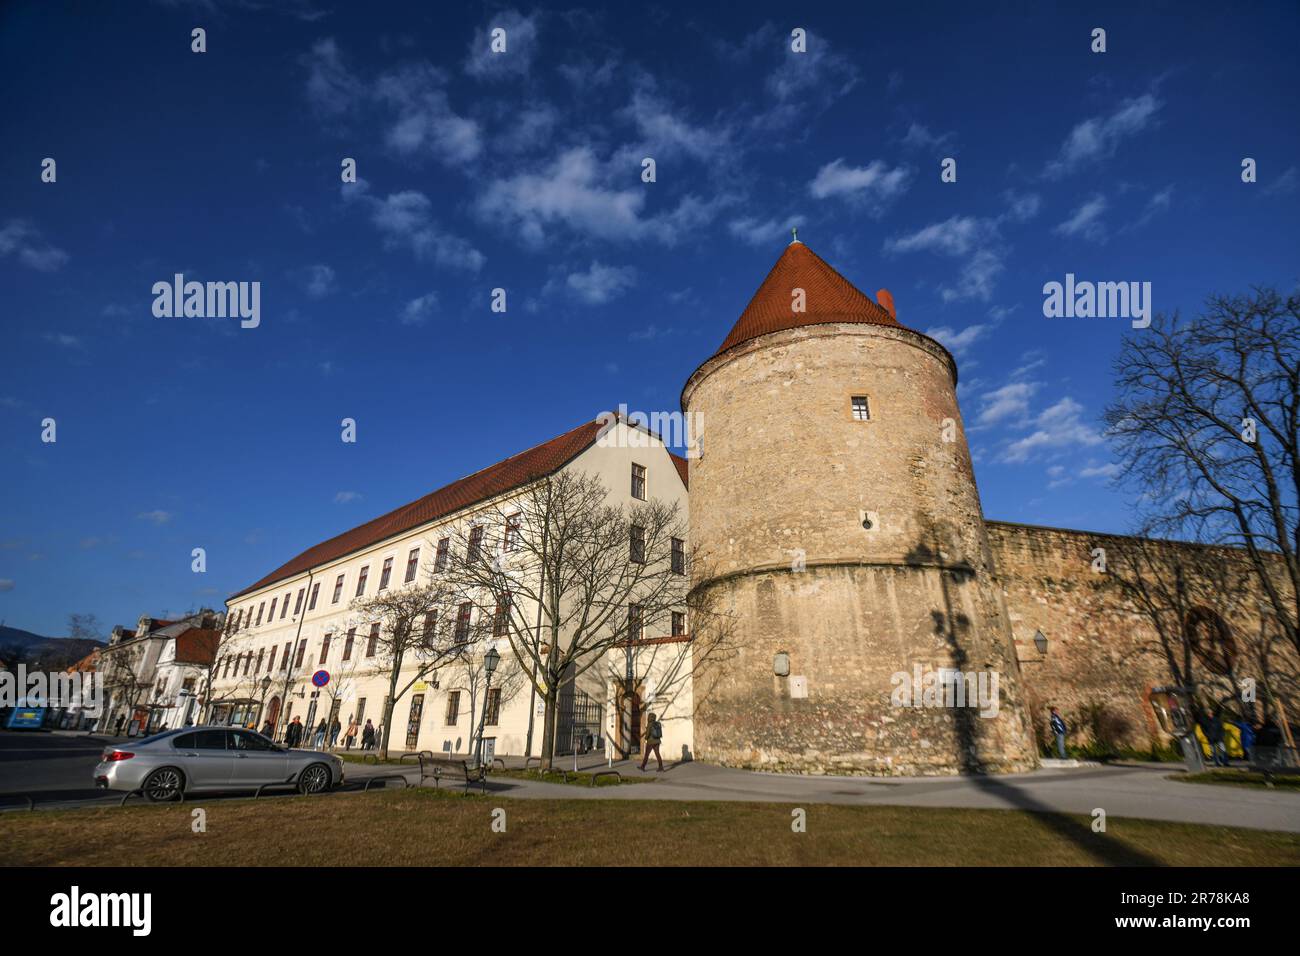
[
  {"left": 1104, "top": 535, "right": 1284, "bottom": 734},
  {"left": 346, "top": 579, "right": 465, "bottom": 759},
  {"left": 197, "top": 620, "right": 261, "bottom": 724},
  {"left": 439, "top": 468, "right": 733, "bottom": 768},
  {"left": 1105, "top": 288, "right": 1299, "bottom": 657}
]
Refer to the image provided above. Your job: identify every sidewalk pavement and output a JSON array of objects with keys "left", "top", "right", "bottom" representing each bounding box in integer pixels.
[{"left": 343, "top": 755, "right": 1300, "bottom": 833}]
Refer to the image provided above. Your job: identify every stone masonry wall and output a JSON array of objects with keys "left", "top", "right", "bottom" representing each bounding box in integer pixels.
[{"left": 986, "top": 521, "right": 1299, "bottom": 753}]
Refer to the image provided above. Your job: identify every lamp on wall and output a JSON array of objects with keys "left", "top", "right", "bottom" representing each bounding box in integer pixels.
[
  {"left": 1033, "top": 630, "right": 1048, "bottom": 656},
  {"left": 774, "top": 651, "right": 791, "bottom": 677}
]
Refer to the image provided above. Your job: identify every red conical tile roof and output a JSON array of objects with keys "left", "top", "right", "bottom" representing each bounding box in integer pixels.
[{"left": 714, "top": 240, "right": 901, "bottom": 356}]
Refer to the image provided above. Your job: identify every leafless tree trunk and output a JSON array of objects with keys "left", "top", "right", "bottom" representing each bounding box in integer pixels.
[{"left": 347, "top": 579, "right": 465, "bottom": 759}]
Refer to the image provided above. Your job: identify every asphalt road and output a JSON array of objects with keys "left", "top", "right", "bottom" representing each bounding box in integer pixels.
[{"left": 0, "top": 730, "right": 122, "bottom": 810}]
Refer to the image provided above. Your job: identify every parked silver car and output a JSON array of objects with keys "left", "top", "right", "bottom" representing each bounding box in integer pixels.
[{"left": 93, "top": 726, "right": 344, "bottom": 801}]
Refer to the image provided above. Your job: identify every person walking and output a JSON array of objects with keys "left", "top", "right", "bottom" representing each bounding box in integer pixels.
[
  {"left": 260, "top": 719, "right": 274, "bottom": 738},
  {"left": 1207, "top": 706, "right": 1229, "bottom": 767},
  {"left": 1049, "top": 707, "right": 1068, "bottom": 759},
  {"left": 328, "top": 717, "right": 342, "bottom": 749},
  {"left": 639, "top": 712, "right": 665, "bottom": 772},
  {"left": 344, "top": 716, "right": 359, "bottom": 750},
  {"left": 361, "top": 719, "right": 376, "bottom": 751},
  {"left": 285, "top": 716, "right": 304, "bottom": 748},
  {"left": 313, "top": 718, "right": 328, "bottom": 750}
]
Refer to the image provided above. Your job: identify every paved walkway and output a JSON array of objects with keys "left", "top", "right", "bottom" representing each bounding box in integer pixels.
[{"left": 348, "top": 756, "right": 1300, "bottom": 833}]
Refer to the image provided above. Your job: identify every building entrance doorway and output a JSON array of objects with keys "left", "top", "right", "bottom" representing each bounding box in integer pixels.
[
  {"left": 615, "top": 682, "right": 643, "bottom": 758},
  {"left": 406, "top": 694, "right": 424, "bottom": 750},
  {"left": 265, "top": 696, "right": 281, "bottom": 733}
]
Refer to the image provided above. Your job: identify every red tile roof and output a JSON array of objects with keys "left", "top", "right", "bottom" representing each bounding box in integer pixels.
[
  {"left": 714, "top": 241, "right": 901, "bottom": 356},
  {"left": 231, "top": 416, "right": 688, "bottom": 601},
  {"left": 669, "top": 451, "right": 689, "bottom": 489},
  {"left": 173, "top": 627, "right": 219, "bottom": 666}
]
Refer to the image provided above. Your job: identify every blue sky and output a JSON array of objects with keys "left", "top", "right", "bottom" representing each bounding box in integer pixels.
[{"left": 2, "top": 0, "right": 1297, "bottom": 637}]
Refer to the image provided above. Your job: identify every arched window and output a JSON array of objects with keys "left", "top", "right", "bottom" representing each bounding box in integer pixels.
[{"left": 1183, "top": 607, "right": 1236, "bottom": 676}]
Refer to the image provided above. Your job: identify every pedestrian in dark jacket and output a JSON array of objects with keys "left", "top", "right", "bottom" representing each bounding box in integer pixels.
[
  {"left": 285, "top": 716, "right": 304, "bottom": 748},
  {"left": 260, "top": 719, "right": 274, "bottom": 738},
  {"left": 361, "top": 719, "right": 376, "bottom": 751},
  {"left": 1207, "top": 707, "right": 1229, "bottom": 766},
  {"left": 313, "top": 719, "right": 328, "bottom": 750},
  {"left": 639, "top": 712, "right": 665, "bottom": 772},
  {"left": 1050, "top": 707, "right": 1068, "bottom": 759},
  {"left": 328, "top": 718, "right": 342, "bottom": 749}
]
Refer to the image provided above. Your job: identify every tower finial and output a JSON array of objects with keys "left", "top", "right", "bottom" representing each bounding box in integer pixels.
[{"left": 790, "top": 226, "right": 800, "bottom": 244}]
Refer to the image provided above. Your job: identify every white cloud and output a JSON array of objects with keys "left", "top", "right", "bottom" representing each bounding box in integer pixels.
[
  {"left": 809, "top": 158, "right": 910, "bottom": 212},
  {"left": 900, "top": 122, "right": 953, "bottom": 152},
  {"left": 137, "top": 510, "right": 174, "bottom": 526},
  {"left": 621, "top": 84, "right": 731, "bottom": 164},
  {"left": 334, "top": 491, "right": 363, "bottom": 504},
  {"left": 476, "top": 146, "right": 729, "bottom": 246},
  {"left": 301, "top": 38, "right": 363, "bottom": 116},
  {"left": 924, "top": 323, "right": 990, "bottom": 358},
  {"left": 375, "top": 63, "right": 482, "bottom": 165},
  {"left": 1045, "top": 93, "right": 1161, "bottom": 178},
  {"left": 465, "top": 10, "right": 539, "bottom": 80},
  {"left": 0, "top": 220, "right": 69, "bottom": 272},
  {"left": 977, "top": 381, "right": 1039, "bottom": 426},
  {"left": 358, "top": 189, "right": 485, "bottom": 271},
  {"left": 728, "top": 215, "right": 804, "bottom": 247},
  {"left": 884, "top": 214, "right": 990, "bottom": 257},
  {"left": 1001, "top": 397, "right": 1104, "bottom": 463},
  {"left": 300, "top": 263, "right": 336, "bottom": 298},
  {"left": 44, "top": 332, "right": 84, "bottom": 350},
  {"left": 1264, "top": 165, "right": 1298, "bottom": 196},
  {"left": 0, "top": 579, "right": 13, "bottom": 592},
  {"left": 564, "top": 261, "right": 636, "bottom": 305},
  {"left": 400, "top": 292, "right": 438, "bottom": 325},
  {"left": 1054, "top": 194, "right": 1108, "bottom": 242},
  {"left": 884, "top": 190, "right": 1038, "bottom": 302},
  {"left": 1080, "top": 461, "right": 1120, "bottom": 479}
]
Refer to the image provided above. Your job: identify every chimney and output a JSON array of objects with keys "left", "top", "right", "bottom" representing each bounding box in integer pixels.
[{"left": 876, "top": 288, "right": 896, "bottom": 320}]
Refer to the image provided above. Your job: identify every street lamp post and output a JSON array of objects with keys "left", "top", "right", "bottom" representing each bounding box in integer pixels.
[
  {"left": 258, "top": 675, "right": 272, "bottom": 730},
  {"left": 476, "top": 646, "right": 501, "bottom": 767}
]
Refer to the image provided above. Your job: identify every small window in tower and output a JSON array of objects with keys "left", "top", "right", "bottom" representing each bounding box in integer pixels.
[{"left": 851, "top": 396, "right": 871, "bottom": 421}]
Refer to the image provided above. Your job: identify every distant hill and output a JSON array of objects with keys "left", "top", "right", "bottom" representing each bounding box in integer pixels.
[{"left": 0, "top": 625, "right": 105, "bottom": 667}]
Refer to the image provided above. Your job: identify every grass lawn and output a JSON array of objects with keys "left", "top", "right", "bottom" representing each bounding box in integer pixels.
[
  {"left": 2, "top": 789, "right": 1296, "bottom": 866},
  {"left": 1172, "top": 770, "right": 1300, "bottom": 792}
]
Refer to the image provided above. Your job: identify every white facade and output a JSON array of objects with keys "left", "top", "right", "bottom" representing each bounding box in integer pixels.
[{"left": 211, "top": 420, "right": 692, "bottom": 761}]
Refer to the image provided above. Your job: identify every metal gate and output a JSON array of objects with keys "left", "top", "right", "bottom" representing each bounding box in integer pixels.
[{"left": 556, "top": 686, "right": 603, "bottom": 755}]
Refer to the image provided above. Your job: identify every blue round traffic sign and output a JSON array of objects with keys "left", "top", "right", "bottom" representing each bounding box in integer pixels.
[{"left": 312, "top": 670, "right": 330, "bottom": 688}]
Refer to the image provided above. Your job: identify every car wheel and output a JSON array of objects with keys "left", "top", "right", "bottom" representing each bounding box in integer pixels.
[
  {"left": 298, "top": 762, "right": 331, "bottom": 794},
  {"left": 142, "top": 767, "right": 184, "bottom": 802}
]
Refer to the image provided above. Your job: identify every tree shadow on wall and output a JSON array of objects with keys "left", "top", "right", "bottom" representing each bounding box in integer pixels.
[{"left": 906, "top": 529, "right": 1163, "bottom": 866}]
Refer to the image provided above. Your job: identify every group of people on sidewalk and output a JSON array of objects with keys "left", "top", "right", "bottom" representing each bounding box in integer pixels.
[
  {"left": 1049, "top": 703, "right": 1286, "bottom": 765},
  {"left": 259, "top": 714, "right": 382, "bottom": 752}
]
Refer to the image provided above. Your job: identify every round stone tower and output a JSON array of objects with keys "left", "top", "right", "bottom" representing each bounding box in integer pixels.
[{"left": 682, "top": 239, "right": 1036, "bottom": 775}]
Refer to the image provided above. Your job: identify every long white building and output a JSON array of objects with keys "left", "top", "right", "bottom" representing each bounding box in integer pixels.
[{"left": 208, "top": 416, "right": 691, "bottom": 763}]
